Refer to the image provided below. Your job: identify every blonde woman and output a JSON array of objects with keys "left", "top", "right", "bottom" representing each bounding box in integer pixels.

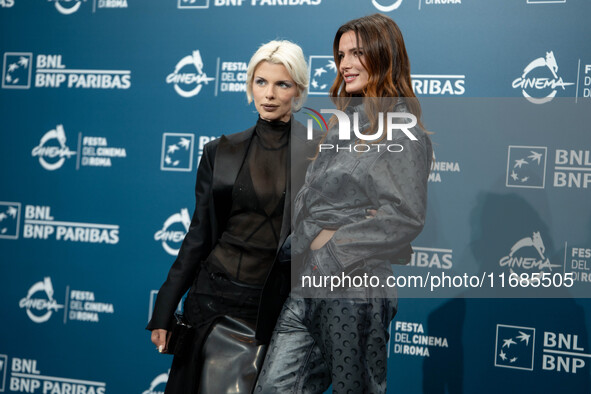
[{"left": 147, "top": 40, "right": 310, "bottom": 394}]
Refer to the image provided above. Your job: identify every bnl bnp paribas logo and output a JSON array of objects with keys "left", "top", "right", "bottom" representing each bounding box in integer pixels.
[
  {"left": 0, "top": 202, "right": 21, "bottom": 240},
  {"left": 177, "top": 0, "right": 322, "bottom": 8},
  {"left": 178, "top": 0, "right": 209, "bottom": 8},
  {"left": 495, "top": 324, "right": 536, "bottom": 370},
  {"left": 2, "top": 53, "right": 131, "bottom": 90},
  {"left": 2, "top": 52, "right": 32, "bottom": 89},
  {"left": 495, "top": 324, "right": 588, "bottom": 374},
  {"left": 512, "top": 51, "right": 574, "bottom": 104},
  {"left": 167, "top": 50, "right": 215, "bottom": 98},
  {"left": 160, "top": 133, "right": 195, "bottom": 171},
  {"left": 507, "top": 145, "right": 591, "bottom": 189},
  {"left": 154, "top": 209, "right": 191, "bottom": 256},
  {"left": 0, "top": 354, "right": 6, "bottom": 392},
  {"left": 308, "top": 56, "right": 337, "bottom": 95},
  {"left": 506, "top": 146, "right": 547, "bottom": 189},
  {"left": 307, "top": 56, "right": 465, "bottom": 96}
]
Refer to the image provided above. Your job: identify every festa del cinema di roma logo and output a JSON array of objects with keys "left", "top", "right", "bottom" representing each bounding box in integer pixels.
[
  {"left": 167, "top": 50, "right": 215, "bottom": 98},
  {"left": 19, "top": 275, "right": 115, "bottom": 325},
  {"left": 31, "top": 124, "right": 76, "bottom": 171},
  {"left": 372, "top": 0, "right": 403, "bottom": 11},
  {"left": 19, "top": 277, "right": 64, "bottom": 324},
  {"left": 498, "top": 231, "right": 561, "bottom": 275},
  {"left": 51, "top": 0, "right": 86, "bottom": 15},
  {"left": 512, "top": 51, "right": 574, "bottom": 104},
  {"left": 371, "top": 0, "right": 461, "bottom": 10},
  {"left": 49, "top": 0, "right": 127, "bottom": 14},
  {"left": 303, "top": 107, "right": 418, "bottom": 152},
  {"left": 142, "top": 372, "right": 169, "bottom": 394},
  {"left": 154, "top": 209, "right": 191, "bottom": 255}
]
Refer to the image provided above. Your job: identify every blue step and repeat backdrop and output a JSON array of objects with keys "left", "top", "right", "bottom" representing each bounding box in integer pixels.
[{"left": 1, "top": 0, "right": 590, "bottom": 393}]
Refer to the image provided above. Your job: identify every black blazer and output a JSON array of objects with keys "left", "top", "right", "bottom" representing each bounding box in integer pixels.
[{"left": 147, "top": 121, "right": 313, "bottom": 342}]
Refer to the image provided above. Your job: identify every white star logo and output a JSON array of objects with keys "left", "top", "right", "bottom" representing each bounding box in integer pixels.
[
  {"left": 514, "top": 158, "right": 528, "bottom": 168},
  {"left": 503, "top": 338, "right": 516, "bottom": 348},
  {"left": 517, "top": 331, "right": 531, "bottom": 345},
  {"left": 314, "top": 67, "right": 327, "bottom": 77},
  {"left": 528, "top": 151, "right": 542, "bottom": 165}
]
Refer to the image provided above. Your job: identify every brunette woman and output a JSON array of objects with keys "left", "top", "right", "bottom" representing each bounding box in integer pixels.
[{"left": 256, "top": 14, "right": 432, "bottom": 394}]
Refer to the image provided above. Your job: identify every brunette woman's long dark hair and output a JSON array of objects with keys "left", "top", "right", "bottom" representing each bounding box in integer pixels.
[{"left": 329, "top": 14, "right": 424, "bottom": 141}]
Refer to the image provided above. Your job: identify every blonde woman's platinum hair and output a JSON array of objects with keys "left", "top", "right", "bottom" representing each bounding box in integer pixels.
[{"left": 246, "top": 40, "right": 309, "bottom": 111}]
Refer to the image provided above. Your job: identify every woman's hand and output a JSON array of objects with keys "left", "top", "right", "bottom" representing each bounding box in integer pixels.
[
  {"left": 366, "top": 209, "right": 377, "bottom": 219},
  {"left": 151, "top": 329, "right": 171, "bottom": 353},
  {"left": 310, "top": 210, "right": 377, "bottom": 251},
  {"left": 310, "top": 229, "right": 337, "bottom": 250}
]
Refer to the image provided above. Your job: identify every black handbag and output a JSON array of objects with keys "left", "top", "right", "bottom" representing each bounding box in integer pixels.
[{"left": 166, "top": 313, "right": 196, "bottom": 357}]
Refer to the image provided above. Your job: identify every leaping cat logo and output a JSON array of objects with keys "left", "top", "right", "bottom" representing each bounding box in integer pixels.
[
  {"left": 509, "top": 231, "right": 545, "bottom": 260},
  {"left": 545, "top": 51, "right": 559, "bottom": 79}
]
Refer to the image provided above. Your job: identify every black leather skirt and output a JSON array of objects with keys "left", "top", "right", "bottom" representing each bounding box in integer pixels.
[
  {"left": 165, "top": 265, "right": 266, "bottom": 394},
  {"left": 199, "top": 315, "right": 267, "bottom": 393}
]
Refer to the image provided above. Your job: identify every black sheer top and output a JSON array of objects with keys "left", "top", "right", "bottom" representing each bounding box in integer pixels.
[{"left": 208, "top": 117, "right": 289, "bottom": 285}]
